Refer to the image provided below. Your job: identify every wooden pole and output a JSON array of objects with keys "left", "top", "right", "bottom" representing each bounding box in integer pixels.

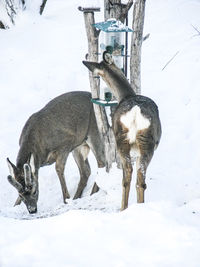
[{"left": 78, "top": 7, "right": 116, "bottom": 175}]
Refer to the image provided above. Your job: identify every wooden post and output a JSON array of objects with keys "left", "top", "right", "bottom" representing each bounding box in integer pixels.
[
  {"left": 130, "top": 0, "right": 146, "bottom": 94},
  {"left": 78, "top": 7, "right": 116, "bottom": 175}
]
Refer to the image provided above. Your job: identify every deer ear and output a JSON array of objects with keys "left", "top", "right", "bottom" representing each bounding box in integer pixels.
[
  {"left": 29, "top": 154, "right": 35, "bottom": 174},
  {"left": 7, "top": 158, "right": 17, "bottom": 178},
  {"left": 7, "top": 175, "right": 23, "bottom": 193},
  {"left": 24, "top": 163, "right": 32, "bottom": 187},
  {"left": 103, "top": 51, "right": 113, "bottom": 65}
]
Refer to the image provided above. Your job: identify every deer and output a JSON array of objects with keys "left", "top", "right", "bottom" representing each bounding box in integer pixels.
[
  {"left": 7, "top": 91, "right": 105, "bottom": 214},
  {"left": 83, "top": 52, "right": 161, "bottom": 210}
]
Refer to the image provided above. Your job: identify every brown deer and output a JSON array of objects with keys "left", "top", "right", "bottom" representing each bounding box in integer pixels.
[
  {"left": 7, "top": 91, "right": 105, "bottom": 214},
  {"left": 83, "top": 52, "right": 161, "bottom": 210}
]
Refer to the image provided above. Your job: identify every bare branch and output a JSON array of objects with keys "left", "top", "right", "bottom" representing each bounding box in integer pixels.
[
  {"left": 5, "top": 0, "right": 17, "bottom": 24},
  {"left": 191, "top": 24, "right": 200, "bottom": 35},
  {"left": 143, "top": 33, "right": 150, "bottom": 41},
  {"left": 162, "top": 51, "right": 179, "bottom": 71},
  {"left": 40, "top": 0, "right": 48, "bottom": 15}
]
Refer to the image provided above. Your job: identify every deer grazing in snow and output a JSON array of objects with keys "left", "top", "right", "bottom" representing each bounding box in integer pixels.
[
  {"left": 7, "top": 91, "right": 105, "bottom": 214},
  {"left": 83, "top": 52, "right": 161, "bottom": 210}
]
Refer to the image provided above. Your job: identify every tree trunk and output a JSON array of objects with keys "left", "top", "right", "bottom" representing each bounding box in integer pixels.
[
  {"left": 104, "top": 0, "right": 133, "bottom": 23},
  {"left": 104, "top": 0, "right": 122, "bottom": 21},
  {"left": 130, "top": 0, "right": 146, "bottom": 94}
]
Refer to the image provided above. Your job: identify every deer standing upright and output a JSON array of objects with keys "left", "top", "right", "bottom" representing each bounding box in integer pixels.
[
  {"left": 7, "top": 91, "right": 105, "bottom": 214},
  {"left": 83, "top": 53, "right": 161, "bottom": 210}
]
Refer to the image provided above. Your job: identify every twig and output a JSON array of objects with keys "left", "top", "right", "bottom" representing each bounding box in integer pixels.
[
  {"left": 162, "top": 51, "right": 179, "bottom": 71},
  {"left": 191, "top": 24, "right": 200, "bottom": 35},
  {"left": 40, "top": 0, "right": 48, "bottom": 15},
  {"left": 143, "top": 33, "right": 150, "bottom": 42}
]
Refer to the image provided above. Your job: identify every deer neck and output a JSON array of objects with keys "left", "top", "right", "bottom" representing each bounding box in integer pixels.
[{"left": 103, "top": 65, "right": 136, "bottom": 102}]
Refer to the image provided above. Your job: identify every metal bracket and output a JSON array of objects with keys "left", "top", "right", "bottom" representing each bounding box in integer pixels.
[{"left": 91, "top": 98, "right": 118, "bottom": 107}]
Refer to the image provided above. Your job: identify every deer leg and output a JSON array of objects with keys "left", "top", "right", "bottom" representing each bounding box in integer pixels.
[
  {"left": 86, "top": 112, "right": 106, "bottom": 168},
  {"left": 121, "top": 160, "right": 133, "bottom": 211},
  {"left": 136, "top": 151, "right": 154, "bottom": 203},
  {"left": 135, "top": 129, "right": 155, "bottom": 203},
  {"left": 136, "top": 159, "right": 146, "bottom": 203},
  {"left": 73, "top": 143, "right": 91, "bottom": 199},
  {"left": 55, "top": 152, "right": 70, "bottom": 203},
  {"left": 116, "top": 140, "right": 132, "bottom": 211}
]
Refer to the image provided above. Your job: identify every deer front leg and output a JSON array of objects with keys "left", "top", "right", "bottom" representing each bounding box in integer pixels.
[
  {"left": 55, "top": 152, "right": 70, "bottom": 203},
  {"left": 121, "top": 160, "right": 133, "bottom": 211}
]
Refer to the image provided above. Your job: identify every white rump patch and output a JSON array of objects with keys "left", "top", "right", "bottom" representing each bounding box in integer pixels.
[{"left": 120, "top": 105, "right": 150, "bottom": 144}]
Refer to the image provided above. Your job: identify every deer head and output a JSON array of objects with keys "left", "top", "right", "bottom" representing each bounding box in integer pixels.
[
  {"left": 82, "top": 51, "right": 114, "bottom": 76},
  {"left": 7, "top": 154, "right": 38, "bottom": 214},
  {"left": 83, "top": 52, "right": 134, "bottom": 102}
]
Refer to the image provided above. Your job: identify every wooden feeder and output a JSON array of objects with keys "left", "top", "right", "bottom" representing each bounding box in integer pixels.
[{"left": 92, "top": 19, "right": 133, "bottom": 107}]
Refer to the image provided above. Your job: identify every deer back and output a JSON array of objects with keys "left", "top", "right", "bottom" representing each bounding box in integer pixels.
[{"left": 17, "top": 91, "right": 94, "bottom": 168}]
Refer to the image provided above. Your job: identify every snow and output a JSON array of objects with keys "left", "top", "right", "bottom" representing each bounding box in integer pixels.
[
  {"left": 94, "top": 18, "right": 133, "bottom": 32},
  {"left": 1, "top": 0, "right": 200, "bottom": 266}
]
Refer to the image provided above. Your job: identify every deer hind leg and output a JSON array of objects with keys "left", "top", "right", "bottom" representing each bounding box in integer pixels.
[
  {"left": 136, "top": 131, "right": 154, "bottom": 203},
  {"left": 118, "top": 143, "right": 133, "bottom": 211},
  {"left": 86, "top": 111, "right": 106, "bottom": 168},
  {"left": 121, "top": 160, "right": 133, "bottom": 210},
  {"left": 55, "top": 151, "right": 70, "bottom": 203},
  {"left": 136, "top": 157, "right": 147, "bottom": 203},
  {"left": 73, "top": 143, "right": 91, "bottom": 199}
]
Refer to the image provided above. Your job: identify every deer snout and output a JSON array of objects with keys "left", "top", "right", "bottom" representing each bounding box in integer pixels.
[
  {"left": 82, "top": 61, "right": 99, "bottom": 73},
  {"left": 27, "top": 205, "right": 37, "bottom": 214}
]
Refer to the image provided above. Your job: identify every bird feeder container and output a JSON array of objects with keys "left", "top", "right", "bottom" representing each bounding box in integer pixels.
[{"left": 92, "top": 19, "right": 133, "bottom": 106}]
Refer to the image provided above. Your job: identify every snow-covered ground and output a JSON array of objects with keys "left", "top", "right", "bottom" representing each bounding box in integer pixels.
[{"left": 1, "top": 0, "right": 200, "bottom": 266}]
